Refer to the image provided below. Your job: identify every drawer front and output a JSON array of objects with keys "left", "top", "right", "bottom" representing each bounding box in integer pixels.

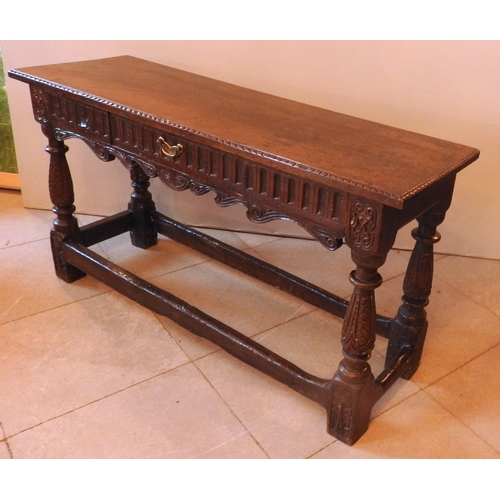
[
  {"left": 109, "top": 113, "right": 348, "bottom": 240},
  {"left": 31, "top": 87, "right": 110, "bottom": 143}
]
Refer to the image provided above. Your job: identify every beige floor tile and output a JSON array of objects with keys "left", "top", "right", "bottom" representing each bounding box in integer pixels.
[
  {"left": 196, "top": 348, "right": 335, "bottom": 458},
  {"left": 7, "top": 364, "right": 250, "bottom": 458},
  {"left": 312, "top": 391, "right": 500, "bottom": 458},
  {"left": 229, "top": 230, "right": 283, "bottom": 249},
  {"left": 0, "top": 424, "right": 11, "bottom": 459},
  {"left": 426, "top": 343, "right": 500, "bottom": 453},
  {"left": 0, "top": 291, "right": 189, "bottom": 437},
  {"left": 193, "top": 307, "right": 417, "bottom": 457},
  {"left": 152, "top": 260, "right": 315, "bottom": 361},
  {"left": 374, "top": 275, "right": 500, "bottom": 388},
  {"left": 194, "top": 227, "right": 257, "bottom": 250},
  {"left": 0, "top": 189, "right": 100, "bottom": 249},
  {"left": 0, "top": 442, "right": 11, "bottom": 459},
  {"left": 0, "top": 239, "right": 110, "bottom": 325},
  {"left": 254, "top": 309, "right": 344, "bottom": 380},
  {"left": 95, "top": 232, "right": 209, "bottom": 280},
  {"left": 155, "top": 314, "right": 222, "bottom": 362},
  {"left": 0, "top": 190, "right": 52, "bottom": 249},
  {"left": 198, "top": 431, "right": 268, "bottom": 458},
  {"left": 164, "top": 306, "right": 419, "bottom": 455},
  {"left": 434, "top": 255, "right": 500, "bottom": 316}
]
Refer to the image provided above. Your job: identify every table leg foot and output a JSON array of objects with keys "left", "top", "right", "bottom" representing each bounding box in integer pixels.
[
  {"left": 328, "top": 357, "right": 375, "bottom": 445},
  {"left": 328, "top": 259, "right": 382, "bottom": 444},
  {"left": 50, "top": 224, "right": 86, "bottom": 283}
]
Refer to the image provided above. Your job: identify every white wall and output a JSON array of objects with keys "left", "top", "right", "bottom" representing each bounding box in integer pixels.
[{"left": 2, "top": 40, "right": 499, "bottom": 259}]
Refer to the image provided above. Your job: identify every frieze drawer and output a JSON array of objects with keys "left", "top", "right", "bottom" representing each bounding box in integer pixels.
[
  {"left": 31, "top": 86, "right": 111, "bottom": 144},
  {"left": 109, "top": 113, "right": 348, "bottom": 239}
]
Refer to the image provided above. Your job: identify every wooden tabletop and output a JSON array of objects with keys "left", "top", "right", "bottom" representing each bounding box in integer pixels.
[{"left": 9, "top": 56, "right": 479, "bottom": 208}]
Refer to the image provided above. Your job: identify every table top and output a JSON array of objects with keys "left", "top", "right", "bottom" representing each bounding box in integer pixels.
[{"left": 9, "top": 56, "right": 479, "bottom": 209}]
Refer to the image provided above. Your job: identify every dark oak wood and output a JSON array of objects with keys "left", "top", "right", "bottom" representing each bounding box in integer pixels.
[{"left": 9, "top": 56, "right": 479, "bottom": 445}]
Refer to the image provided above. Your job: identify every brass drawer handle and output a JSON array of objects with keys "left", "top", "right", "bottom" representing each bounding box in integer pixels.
[{"left": 158, "top": 136, "right": 184, "bottom": 158}]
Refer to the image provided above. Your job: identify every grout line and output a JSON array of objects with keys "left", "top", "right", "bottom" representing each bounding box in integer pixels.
[
  {"left": 423, "top": 388, "right": 500, "bottom": 456},
  {"left": 422, "top": 340, "right": 500, "bottom": 390},
  {"left": 0, "top": 236, "right": 51, "bottom": 252},
  {"left": 0, "top": 422, "right": 14, "bottom": 459},
  {"left": 3, "top": 359, "right": 194, "bottom": 442},
  {"left": 0, "top": 285, "right": 113, "bottom": 330},
  {"left": 305, "top": 438, "right": 338, "bottom": 458},
  {"left": 190, "top": 360, "right": 271, "bottom": 458},
  {"left": 431, "top": 272, "right": 500, "bottom": 319},
  {"left": 366, "top": 340, "right": 500, "bottom": 448}
]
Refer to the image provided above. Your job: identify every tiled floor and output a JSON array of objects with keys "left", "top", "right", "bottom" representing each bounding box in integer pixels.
[{"left": 1, "top": 187, "right": 499, "bottom": 459}]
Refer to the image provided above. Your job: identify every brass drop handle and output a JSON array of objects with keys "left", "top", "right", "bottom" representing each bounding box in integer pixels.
[{"left": 158, "top": 136, "right": 184, "bottom": 158}]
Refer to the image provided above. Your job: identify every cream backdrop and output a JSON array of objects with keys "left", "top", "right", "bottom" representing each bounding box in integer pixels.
[{"left": 2, "top": 40, "right": 499, "bottom": 259}]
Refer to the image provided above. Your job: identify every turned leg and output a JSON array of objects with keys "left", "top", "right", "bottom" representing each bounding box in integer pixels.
[
  {"left": 385, "top": 204, "right": 448, "bottom": 379},
  {"left": 46, "top": 135, "right": 86, "bottom": 283},
  {"left": 328, "top": 253, "right": 383, "bottom": 445},
  {"left": 128, "top": 164, "right": 157, "bottom": 249}
]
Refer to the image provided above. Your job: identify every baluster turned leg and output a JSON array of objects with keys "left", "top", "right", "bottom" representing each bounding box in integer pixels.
[
  {"left": 386, "top": 202, "right": 449, "bottom": 379},
  {"left": 46, "top": 135, "right": 86, "bottom": 283},
  {"left": 328, "top": 254, "right": 383, "bottom": 445},
  {"left": 128, "top": 164, "right": 157, "bottom": 249}
]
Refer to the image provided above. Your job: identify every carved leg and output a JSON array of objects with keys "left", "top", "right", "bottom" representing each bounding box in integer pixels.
[
  {"left": 328, "top": 254, "right": 383, "bottom": 445},
  {"left": 386, "top": 199, "right": 451, "bottom": 379},
  {"left": 46, "top": 136, "right": 86, "bottom": 283},
  {"left": 128, "top": 164, "right": 157, "bottom": 249}
]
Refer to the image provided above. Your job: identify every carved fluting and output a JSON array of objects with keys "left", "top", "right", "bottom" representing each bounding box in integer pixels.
[
  {"left": 46, "top": 91, "right": 110, "bottom": 142},
  {"left": 109, "top": 114, "right": 346, "bottom": 223},
  {"left": 349, "top": 199, "right": 377, "bottom": 250},
  {"left": 43, "top": 124, "right": 345, "bottom": 250},
  {"left": 46, "top": 110, "right": 347, "bottom": 250}
]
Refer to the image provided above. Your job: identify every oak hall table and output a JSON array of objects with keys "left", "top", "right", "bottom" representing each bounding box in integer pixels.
[{"left": 9, "top": 57, "right": 479, "bottom": 445}]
